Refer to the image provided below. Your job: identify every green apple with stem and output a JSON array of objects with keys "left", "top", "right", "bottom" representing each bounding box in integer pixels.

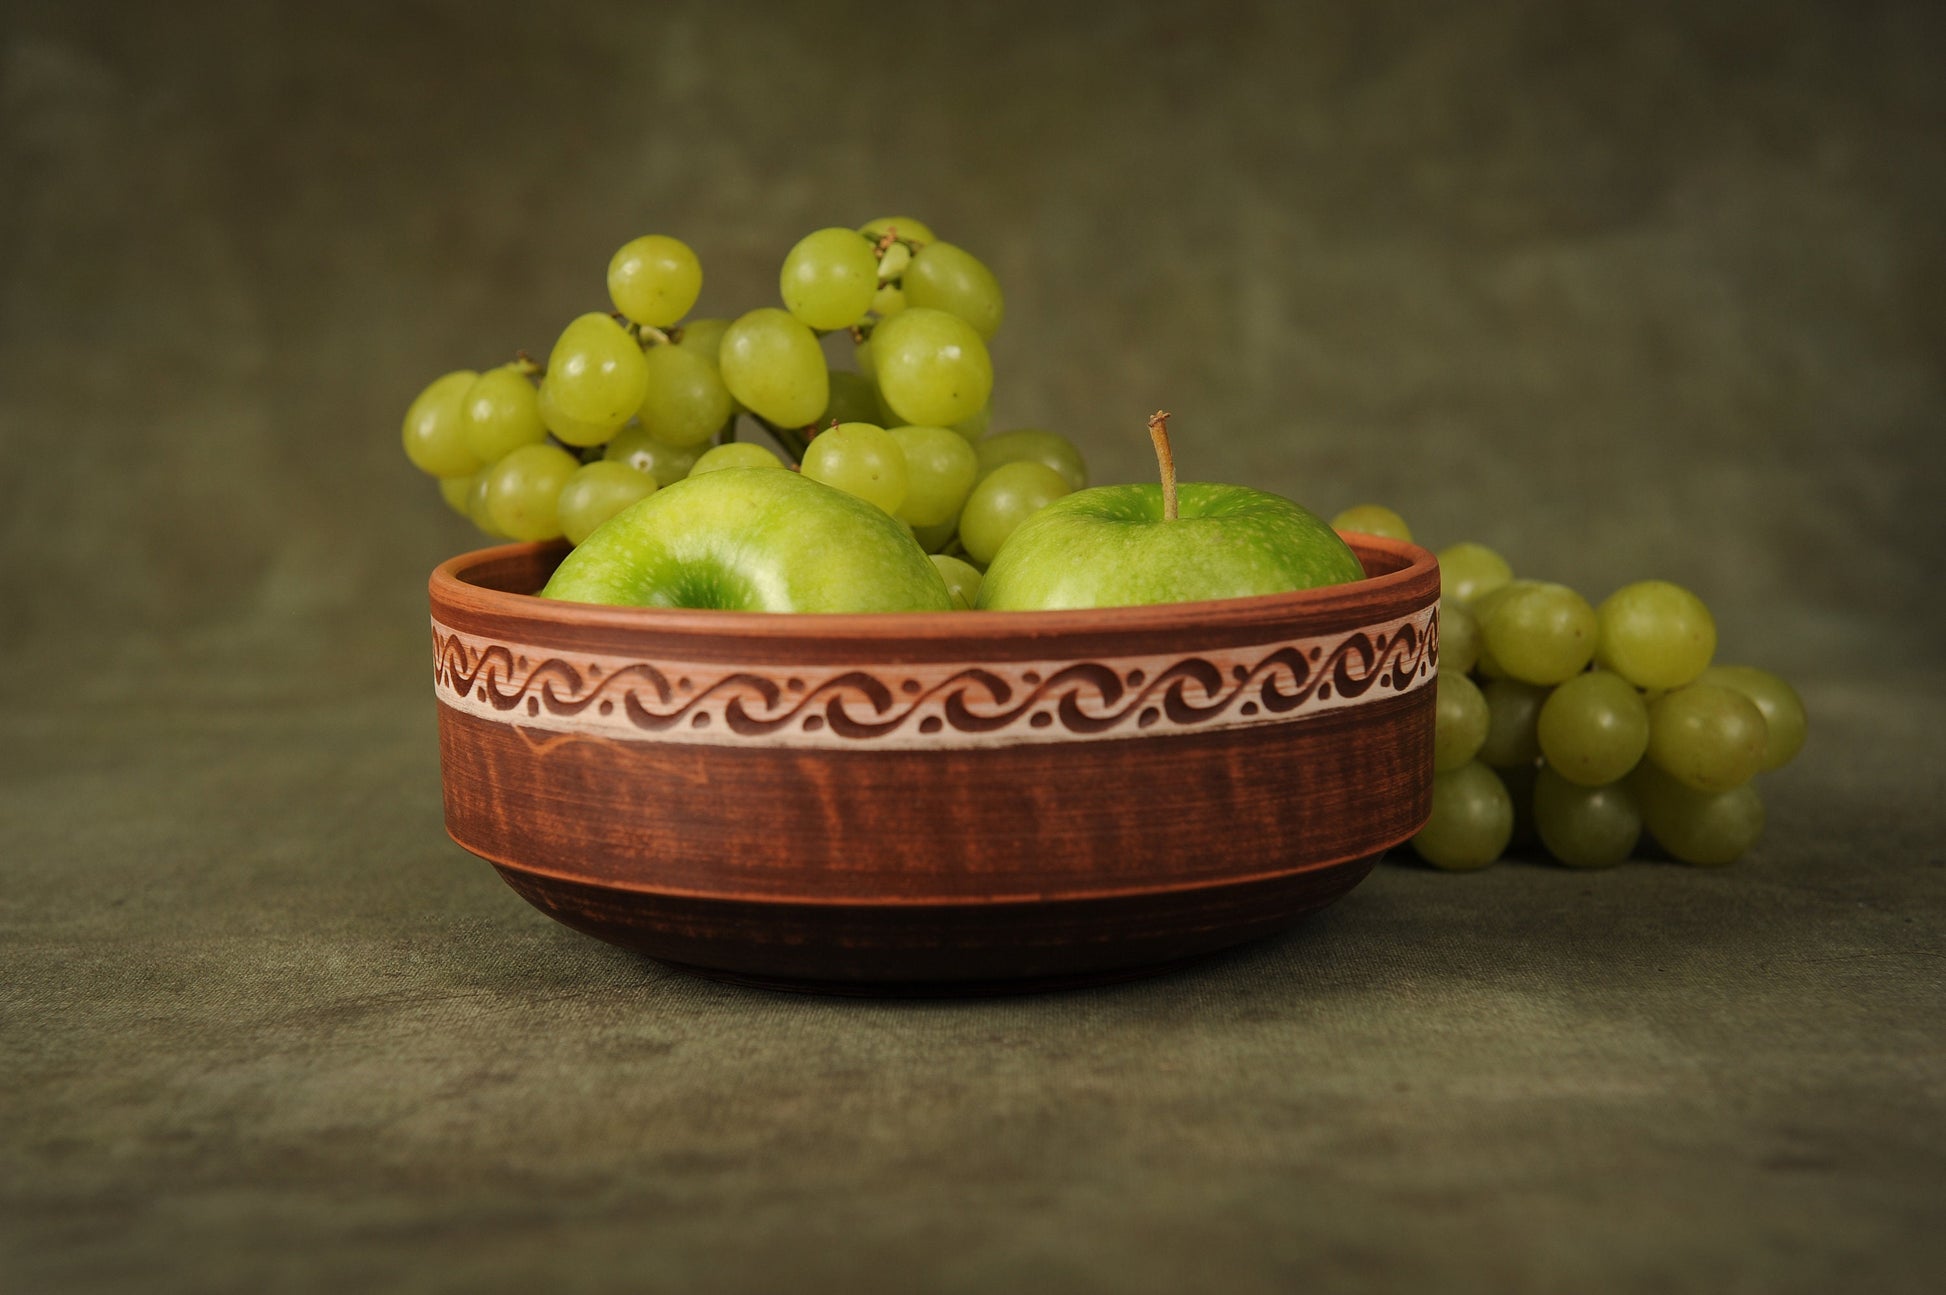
[
  {"left": 976, "top": 412, "right": 1366, "bottom": 610},
  {"left": 541, "top": 467, "right": 953, "bottom": 612}
]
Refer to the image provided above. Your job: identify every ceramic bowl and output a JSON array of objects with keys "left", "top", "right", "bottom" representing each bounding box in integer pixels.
[{"left": 429, "top": 535, "right": 1439, "bottom": 994}]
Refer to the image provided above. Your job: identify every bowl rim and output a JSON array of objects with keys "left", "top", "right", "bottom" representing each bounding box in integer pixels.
[{"left": 430, "top": 531, "right": 1439, "bottom": 646}]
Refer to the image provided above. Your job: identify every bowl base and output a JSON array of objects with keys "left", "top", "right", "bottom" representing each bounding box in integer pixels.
[
  {"left": 649, "top": 945, "right": 1256, "bottom": 998},
  {"left": 491, "top": 853, "right": 1381, "bottom": 997}
]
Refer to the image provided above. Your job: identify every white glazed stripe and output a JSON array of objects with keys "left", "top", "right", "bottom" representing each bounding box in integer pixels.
[{"left": 431, "top": 605, "right": 1438, "bottom": 750}]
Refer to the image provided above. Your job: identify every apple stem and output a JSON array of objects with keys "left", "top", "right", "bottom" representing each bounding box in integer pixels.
[{"left": 1148, "top": 410, "right": 1179, "bottom": 521}]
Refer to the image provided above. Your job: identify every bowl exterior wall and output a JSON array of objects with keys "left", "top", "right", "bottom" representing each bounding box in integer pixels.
[{"left": 437, "top": 698, "right": 1429, "bottom": 903}]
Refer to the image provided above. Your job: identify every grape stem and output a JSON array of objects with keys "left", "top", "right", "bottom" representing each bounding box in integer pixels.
[
  {"left": 1148, "top": 410, "right": 1178, "bottom": 521},
  {"left": 606, "top": 311, "right": 671, "bottom": 347}
]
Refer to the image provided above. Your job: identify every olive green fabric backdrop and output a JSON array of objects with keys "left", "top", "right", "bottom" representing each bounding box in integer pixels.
[{"left": 3, "top": 1, "right": 1943, "bottom": 1291}]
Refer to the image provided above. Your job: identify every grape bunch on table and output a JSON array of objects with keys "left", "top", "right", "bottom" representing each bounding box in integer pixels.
[{"left": 1329, "top": 506, "right": 1806, "bottom": 871}]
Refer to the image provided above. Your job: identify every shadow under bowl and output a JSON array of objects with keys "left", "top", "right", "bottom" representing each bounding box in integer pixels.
[{"left": 429, "top": 535, "right": 1440, "bottom": 995}]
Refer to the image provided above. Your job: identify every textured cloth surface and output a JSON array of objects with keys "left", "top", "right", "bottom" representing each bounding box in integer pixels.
[{"left": 4, "top": 2, "right": 1944, "bottom": 1292}]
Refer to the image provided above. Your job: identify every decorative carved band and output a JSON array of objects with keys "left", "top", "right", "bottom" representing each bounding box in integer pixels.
[{"left": 431, "top": 606, "right": 1439, "bottom": 750}]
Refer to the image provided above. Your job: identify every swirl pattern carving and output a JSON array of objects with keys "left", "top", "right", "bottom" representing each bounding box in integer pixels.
[{"left": 431, "top": 606, "right": 1438, "bottom": 750}]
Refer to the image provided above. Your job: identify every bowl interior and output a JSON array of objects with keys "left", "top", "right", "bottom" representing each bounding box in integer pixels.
[{"left": 429, "top": 534, "right": 1437, "bottom": 663}]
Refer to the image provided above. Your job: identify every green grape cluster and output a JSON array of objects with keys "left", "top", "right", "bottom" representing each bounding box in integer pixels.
[
  {"left": 1328, "top": 507, "right": 1807, "bottom": 871},
  {"left": 793, "top": 419, "right": 1088, "bottom": 606},
  {"left": 402, "top": 219, "right": 1082, "bottom": 581}
]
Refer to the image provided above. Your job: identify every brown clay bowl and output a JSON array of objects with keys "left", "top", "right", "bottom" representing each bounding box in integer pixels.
[{"left": 429, "top": 535, "right": 1440, "bottom": 995}]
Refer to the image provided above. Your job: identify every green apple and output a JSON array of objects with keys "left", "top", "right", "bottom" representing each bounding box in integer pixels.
[
  {"left": 977, "top": 482, "right": 1364, "bottom": 609},
  {"left": 976, "top": 411, "right": 1364, "bottom": 610},
  {"left": 541, "top": 467, "right": 954, "bottom": 612}
]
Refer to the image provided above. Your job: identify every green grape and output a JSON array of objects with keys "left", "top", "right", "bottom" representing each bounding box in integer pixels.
[
  {"left": 1532, "top": 765, "right": 1641, "bottom": 868},
  {"left": 872, "top": 307, "right": 993, "bottom": 427},
  {"left": 608, "top": 234, "right": 702, "bottom": 328},
  {"left": 439, "top": 472, "right": 477, "bottom": 517},
  {"left": 930, "top": 554, "right": 983, "bottom": 609},
  {"left": 1469, "top": 581, "right": 1539, "bottom": 679},
  {"left": 1439, "top": 603, "right": 1480, "bottom": 675},
  {"left": 859, "top": 215, "right": 937, "bottom": 246},
  {"left": 1478, "top": 677, "right": 1548, "bottom": 768},
  {"left": 958, "top": 461, "right": 1071, "bottom": 565},
  {"left": 689, "top": 442, "right": 783, "bottom": 475},
  {"left": 800, "top": 422, "right": 908, "bottom": 515},
  {"left": 1631, "top": 763, "right": 1764, "bottom": 866},
  {"left": 675, "top": 317, "right": 731, "bottom": 362},
  {"left": 974, "top": 429, "right": 1087, "bottom": 492},
  {"left": 1536, "top": 669, "right": 1650, "bottom": 786},
  {"left": 871, "top": 283, "right": 907, "bottom": 318},
  {"left": 1594, "top": 579, "right": 1716, "bottom": 689},
  {"left": 466, "top": 471, "right": 504, "bottom": 537},
  {"left": 541, "top": 313, "right": 650, "bottom": 445},
  {"left": 484, "top": 443, "right": 580, "bottom": 542},
  {"left": 604, "top": 423, "right": 700, "bottom": 484},
  {"left": 1474, "top": 639, "right": 1506, "bottom": 679},
  {"left": 888, "top": 425, "right": 979, "bottom": 527},
  {"left": 1411, "top": 762, "right": 1513, "bottom": 871},
  {"left": 780, "top": 227, "right": 879, "bottom": 331},
  {"left": 1645, "top": 683, "right": 1768, "bottom": 793},
  {"left": 402, "top": 369, "right": 483, "bottom": 477},
  {"left": 1468, "top": 578, "right": 1538, "bottom": 626},
  {"left": 853, "top": 333, "right": 880, "bottom": 381},
  {"left": 1329, "top": 504, "right": 1411, "bottom": 542},
  {"left": 1481, "top": 580, "right": 1599, "bottom": 685},
  {"left": 902, "top": 241, "right": 1004, "bottom": 338},
  {"left": 638, "top": 343, "right": 733, "bottom": 447},
  {"left": 951, "top": 406, "right": 990, "bottom": 441},
  {"left": 1432, "top": 672, "right": 1490, "bottom": 772},
  {"left": 911, "top": 517, "right": 960, "bottom": 553},
  {"left": 872, "top": 381, "right": 901, "bottom": 429},
  {"left": 1500, "top": 758, "right": 1542, "bottom": 849},
  {"left": 459, "top": 365, "right": 547, "bottom": 463},
  {"left": 556, "top": 460, "right": 656, "bottom": 546},
  {"left": 1437, "top": 542, "right": 1513, "bottom": 605},
  {"left": 820, "top": 370, "right": 886, "bottom": 428},
  {"left": 719, "top": 307, "right": 828, "bottom": 428},
  {"left": 1696, "top": 665, "right": 1807, "bottom": 771},
  {"left": 536, "top": 379, "right": 613, "bottom": 448},
  {"left": 676, "top": 316, "right": 743, "bottom": 417}
]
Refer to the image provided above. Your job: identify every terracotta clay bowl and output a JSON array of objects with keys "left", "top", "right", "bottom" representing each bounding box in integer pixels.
[{"left": 429, "top": 535, "right": 1440, "bottom": 995}]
